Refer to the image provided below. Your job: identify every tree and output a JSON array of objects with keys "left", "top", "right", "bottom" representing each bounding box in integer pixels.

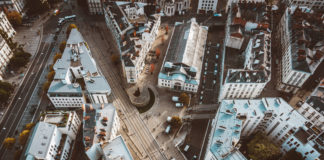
[
  {"left": 25, "top": 123, "right": 35, "bottom": 130},
  {"left": 25, "top": 0, "right": 49, "bottom": 16},
  {"left": 59, "top": 41, "right": 66, "bottom": 53},
  {"left": 43, "top": 81, "right": 51, "bottom": 92},
  {"left": 0, "top": 81, "right": 13, "bottom": 93},
  {"left": 170, "top": 116, "right": 182, "bottom": 127},
  {"left": 133, "top": 30, "right": 136, "bottom": 37},
  {"left": 49, "top": 64, "right": 54, "bottom": 72},
  {"left": 247, "top": 133, "right": 281, "bottom": 160},
  {"left": 155, "top": 48, "right": 161, "bottom": 58},
  {"left": 165, "top": 25, "right": 169, "bottom": 34},
  {"left": 161, "top": 35, "right": 165, "bottom": 45},
  {"left": 9, "top": 57, "right": 28, "bottom": 69},
  {"left": 66, "top": 24, "right": 78, "bottom": 36},
  {"left": 6, "top": 11, "right": 22, "bottom": 26},
  {"left": 111, "top": 54, "right": 120, "bottom": 65},
  {"left": 0, "top": 89, "right": 10, "bottom": 103},
  {"left": 179, "top": 92, "right": 190, "bottom": 105},
  {"left": 282, "top": 148, "right": 305, "bottom": 160},
  {"left": 19, "top": 130, "right": 30, "bottom": 145},
  {"left": 150, "top": 63, "right": 155, "bottom": 74},
  {"left": 47, "top": 71, "right": 55, "bottom": 81},
  {"left": 3, "top": 137, "right": 15, "bottom": 149},
  {"left": 53, "top": 53, "right": 62, "bottom": 64}
]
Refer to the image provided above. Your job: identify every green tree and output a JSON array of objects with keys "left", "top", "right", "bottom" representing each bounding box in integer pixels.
[
  {"left": 53, "top": 53, "right": 62, "bottom": 64},
  {"left": 26, "top": 0, "right": 49, "bottom": 16},
  {"left": 247, "top": 133, "right": 281, "bottom": 160},
  {"left": 0, "top": 89, "right": 10, "bottom": 103},
  {"left": 170, "top": 116, "right": 182, "bottom": 128},
  {"left": 47, "top": 71, "right": 55, "bottom": 81},
  {"left": 3, "top": 137, "right": 15, "bottom": 149},
  {"left": 179, "top": 92, "right": 190, "bottom": 105},
  {"left": 6, "top": 11, "right": 22, "bottom": 25},
  {"left": 59, "top": 41, "right": 66, "bottom": 53},
  {"left": 19, "top": 130, "right": 30, "bottom": 145},
  {"left": 282, "top": 148, "right": 305, "bottom": 160},
  {"left": 43, "top": 81, "right": 51, "bottom": 92},
  {"left": 66, "top": 24, "right": 78, "bottom": 37},
  {"left": 111, "top": 54, "right": 120, "bottom": 65}
]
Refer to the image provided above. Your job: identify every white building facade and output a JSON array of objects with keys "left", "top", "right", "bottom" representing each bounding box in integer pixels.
[
  {"left": 197, "top": 0, "right": 218, "bottom": 14},
  {"left": 0, "top": 0, "right": 25, "bottom": 14},
  {"left": 87, "top": 0, "right": 103, "bottom": 15},
  {"left": 286, "top": 0, "right": 324, "bottom": 9},
  {"left": 0, "top": 11, "right": 16, "bottom": 39},
  {"left": 277, "top": 7, "right": 324, "bottom": 93},
  {"left": 0, "top": 35, "right": 13, "bottom": 80},
  {"left": 161, "top": 0, "right": 190, "bottom": 16}
]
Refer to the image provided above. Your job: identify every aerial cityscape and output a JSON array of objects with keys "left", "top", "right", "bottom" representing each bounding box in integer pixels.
[{"left": 0, "top": 0, "right": 323, "bottom": 160}]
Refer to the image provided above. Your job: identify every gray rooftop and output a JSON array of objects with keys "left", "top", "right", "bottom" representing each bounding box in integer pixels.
[{"left": 306, "top": 79, "right": 324, "bottom": 115}]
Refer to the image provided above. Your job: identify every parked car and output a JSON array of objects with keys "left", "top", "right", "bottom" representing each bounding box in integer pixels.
[
  {"left": 216, "top": 54, "right": 219, "bottom": 59},
  {"left": 172, "top": 96, "right": 179, "bottom": 102},
  {"left": 184, "top": 145, "right": 190, "bottom": 152},
  {"left": 167, "top": 116, "right": 172, "bottom": 122},
  {"left": 165, "top": 125, "right": 171, "bottom": 134},
  {"left": 175, "top": 103, "right": 183, "bottom": 107}
]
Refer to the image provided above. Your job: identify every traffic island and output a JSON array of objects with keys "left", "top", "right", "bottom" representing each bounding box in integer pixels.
[{"left": 126, "top": 85, "right": 156, "bottom": 113}]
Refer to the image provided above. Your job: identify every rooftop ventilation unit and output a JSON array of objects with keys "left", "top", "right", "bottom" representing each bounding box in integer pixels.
[{"left": 73, "top": 83, "right": 80, "bottom": 88}]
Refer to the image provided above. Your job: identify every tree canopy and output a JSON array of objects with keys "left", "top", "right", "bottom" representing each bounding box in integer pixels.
[
  {"left": 26, "top": 0, "right": 49, "bottom": 16},
  {"left": 282, "top": 148, "right": 305, "bottom": 160},
  {"left": 6, "top": 11, "right": 22, "bottom": 26},
  {"left": 247, "top": 133, "right": 281, "bottom": 160},
  {"left": 66, "top": 24, "right": 78, "bottom": 37},
  {"left": 179, "top": 92, "right": 190, "bottom": 105},
  {"left": 3, "top": 137, "right": 15, "bottom": 149},
  {"left": 170, "top": 116, "right": 182, "bottom": 128},
  {"left": 59, "top": 41, "right": 66, "bottom": 53}
]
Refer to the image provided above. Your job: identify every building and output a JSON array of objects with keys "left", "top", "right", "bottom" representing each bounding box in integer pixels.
[
  {"left": 104, "top": 1, "right": 160, "bottom": 83},
  {"left": 282, "top": 125, "right": 323, "bottom": 160},
  {"left": 25, "top": 122, "right": 77, "bottom": 160},
  {"left": 87, "top": 0, "right": 104, "bottom": 15},
  {"left": 298, "top": 79, "right": 324, "bottom": 131},
  {"left": 47, "top": 29, "right": 111, "bottom": 108},
  {"left": 158, "top": 18, "right": 208, "bottom": 93},
  {"left": 286, "top": 0, "right": 324, "bottom": 9},
  {"left": 101, "top": 136, "right": 133, "bottom": 160},
  {"left": 0, "top": 35, "right": 13, "bottom": 80},
  {"left": 0, "top": 11, "right": 16, "bottom": 39},
  {"left": 0, "top": 0, "right": 25, "bottom": 14},
  {"left": 197, "top": 0, "right": 218, "bottom": 14},
  {"left": 219, "top": 2, "right": 271, "bottom": 100},
  {"left": 82, "top": 103, "right": 121, "bottom": 160},
  {"left": 160, "top": 0, "right": 190, "bottom": 16},
  {"left": 277, "top": 7, "right": 324, "bottom": 93},
  {"left": 205, "top": 98, "right": 323, "bottom": 160},
  {"left": 40, "top": 111, "right": 81, "bottom": 140}
]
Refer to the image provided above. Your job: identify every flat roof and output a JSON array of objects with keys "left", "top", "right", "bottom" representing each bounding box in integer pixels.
[
  {"left": 306, "top": 79, "right": 324, "bottom": 115},
  {"left": 102, "top": 136, "right": 133, "bottom": 160}
]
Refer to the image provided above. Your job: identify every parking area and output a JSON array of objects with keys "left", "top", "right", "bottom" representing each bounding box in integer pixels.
[{"left": 196, "top": 25, "right": 225, "bottom": 105}]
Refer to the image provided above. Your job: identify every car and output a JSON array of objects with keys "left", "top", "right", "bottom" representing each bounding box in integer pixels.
[
  {"left": 165, "top": 125, "right": 171, "bottom": 134},
  {"left": 213, "top": 80, "right": 216, "bottom": 84},
  {"left": 216, "top": 54, "right": 219, "bottom": 59},
  {"left": 167, "top": 116, "right": 172, "bottom": 122},
  {"left": 172, "top": 96, "right": 179, "bottom": 102},
  {"left": 214, "top": 69, "right": 217, "bottom": 75},
  {"left": 184, "top": 145, "right": 190, "bottom": 152},
  {"left": 175, "top": 103, "right": 183, "bottom": 107}
]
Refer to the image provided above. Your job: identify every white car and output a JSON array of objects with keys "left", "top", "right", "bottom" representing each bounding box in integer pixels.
[{"left": 175, "top": 103, "right": 183, "bottom": 107}]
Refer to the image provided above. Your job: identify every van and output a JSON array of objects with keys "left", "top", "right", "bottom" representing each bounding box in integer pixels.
[{"left": 172, "top": 96, "right": 179, "bottom": 102}]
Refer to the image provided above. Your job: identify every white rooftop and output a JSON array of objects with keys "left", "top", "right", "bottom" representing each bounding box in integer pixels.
[{"left": 102, "top": 136, "right": 133, "bottom": 160}]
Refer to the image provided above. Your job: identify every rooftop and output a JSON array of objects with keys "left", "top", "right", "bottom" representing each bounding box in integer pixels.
[
  {"left": 159, "top": 18, "right": 208, "bottom": 85},
  {"left": 83, "top": 104, "right": 117, "bottom": 151},
  {"left": 102, "top": 136, "right": 134, "bottom": 160},
  {"left": 25, "top": 122, "right": 57, "bottom": 159},
  {"left": 306, "top": 79, "right": 324, "bottom": 115},
  {"left": 225, "top": 2, "right": 271, "bottom": 84},
  {"left": 48, "top": 29, "right": 111, "bottom": 95},
  {"left": 287, "top": 7, "right": 324, "bottom": 73}
]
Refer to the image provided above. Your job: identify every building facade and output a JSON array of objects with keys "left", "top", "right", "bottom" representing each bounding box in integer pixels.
[
  {"left": 286, "top": 0, "right": 324, "bottom": 9},
  {"left": 277, "top": 7, "right": 324, "bottom": 93},
  {"left": 0, "top": 0, "right": 25, "bottom": 14},
  {"left": 197, "top": 0, "right": 218, "bottom": 14},
  {"left": 158, "top": 18, "right": 208, "bottom": 93},
  {"left": 82, "top": 103, "right": 121, "bottom": 160},
  {"left": 298, "top": 79, "right": 324, "bottom": 131},
  {"left": 220, "top": 2, "right": 271, "bottom": 100},
  {"left": 159, "top": 0, "right": 190, "bottom": 16},
  {"left": 87, "top": 0, "right": 104, "bottom": 15},
  {"left": 104, "top": 1, "right": 160, "bottom": 84},
  {"left": 0, "top": 35, "right": 13, "bottom": 80},
  {"left": 25, "top": 122, "right": 77, "bottom": 160},
  {"left": 205, "top": 98, "right": 323, "bottom": 160},
  {"left": 0, "top": 11, "right": 16, "bottom": 39},
  {"left": 47, "top": 29, "right": 111, "bottom": 108}
]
